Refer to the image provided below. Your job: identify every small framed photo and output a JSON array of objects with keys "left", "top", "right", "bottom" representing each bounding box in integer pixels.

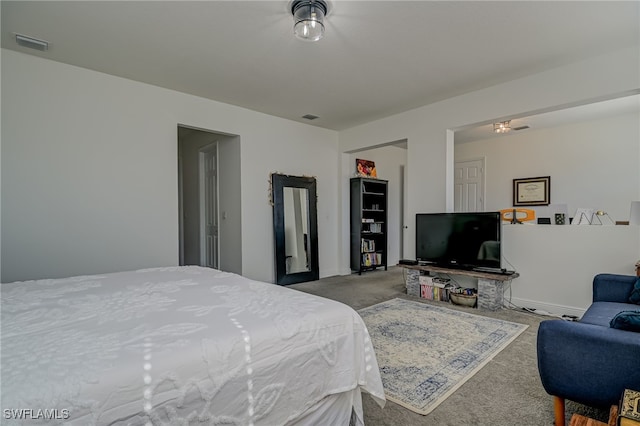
[
  {"left": 356, "top": 159, "right": 377, "bottom": 178},
  {"left": 513, "top": 176, "right": 550, "bottom": 206}
]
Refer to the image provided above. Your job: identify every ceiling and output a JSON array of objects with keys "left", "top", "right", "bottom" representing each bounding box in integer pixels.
[
  {"left": 2, "top": 1, "right": 639, "bottom": 131},
  {"left": 454, "top": 93, "right": 640, "bottom": 144}
]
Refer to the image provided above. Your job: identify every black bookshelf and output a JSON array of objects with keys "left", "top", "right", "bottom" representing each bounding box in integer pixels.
[{"left": 350, "top": 177, "right": 388, "bottom": 274}]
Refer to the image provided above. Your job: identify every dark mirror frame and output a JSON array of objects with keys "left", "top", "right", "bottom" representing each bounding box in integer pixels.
[{"left": 272, "top": 173, "right": 319, "bottom": 285}]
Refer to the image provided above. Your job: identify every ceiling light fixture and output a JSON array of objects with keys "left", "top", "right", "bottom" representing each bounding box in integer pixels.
[
  {"left": 493, "top": 121, "right": 511, "bottom": 134},
  {"left": 291, "top": 0, "right": 328, "bottom": 42}
]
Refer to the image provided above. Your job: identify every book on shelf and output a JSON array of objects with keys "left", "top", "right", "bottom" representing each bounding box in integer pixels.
[
  {"left": 373, "top": 223, "right": 382, "bottom": 232},
  {"left": 361, "top": 239, "right": 375, "bottom": 252},
  {"left": 361, "top": 252, "right": 382, "bottom": 267},
  {"left": 618, "top": 389, "right": 640, "bottom": 426},
  {"left": 432, "top": 278, "right": 450, "bottom": 288},
  {"left": 419, "top": 283, "right": 449, "bottom": 302}
]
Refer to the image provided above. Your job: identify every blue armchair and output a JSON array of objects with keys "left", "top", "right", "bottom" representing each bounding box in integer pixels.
[{"left": 537, "top": 273, "right": 640, "bottom": 426}]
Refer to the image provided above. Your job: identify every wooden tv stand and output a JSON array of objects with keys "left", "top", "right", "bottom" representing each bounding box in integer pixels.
[{"left": 399, "top": 263, "right": 519, "bottom": 310}]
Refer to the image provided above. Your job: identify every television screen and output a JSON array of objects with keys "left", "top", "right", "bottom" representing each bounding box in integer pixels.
[{"left": 415, "top": 212, "right": 501, "bottom": 270}]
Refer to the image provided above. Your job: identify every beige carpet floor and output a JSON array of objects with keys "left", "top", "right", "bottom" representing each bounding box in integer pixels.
[{"left": 290, "top": 266, "right": 609, "bottom": 426}]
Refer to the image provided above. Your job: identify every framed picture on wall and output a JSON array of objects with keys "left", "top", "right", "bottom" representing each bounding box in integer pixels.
[
  {"left": 356, "top": 159, "right": 377, "bottom": 178},
  {"left": 513, "top": 176, "right": 550, "bottom": 206}
]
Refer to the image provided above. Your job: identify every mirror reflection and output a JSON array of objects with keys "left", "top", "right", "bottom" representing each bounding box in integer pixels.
[
  {"left": 272, "top": 173, "right": 319, "bottom": 285},
  {"left": 283, "top": 187, "right": 311, "bottom": 274}
]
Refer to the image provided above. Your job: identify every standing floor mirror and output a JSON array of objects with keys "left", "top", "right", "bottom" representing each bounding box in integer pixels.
[{"left": 271, "top": 174, "right": 319, "bottom": 285}]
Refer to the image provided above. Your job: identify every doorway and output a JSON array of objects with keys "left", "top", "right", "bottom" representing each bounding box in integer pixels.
[
  {"left": 178, "top": 125, "right": 242, "bottom": 272},
  {"left": 345, "top": 141, "right": 407, "bottom": 267}
]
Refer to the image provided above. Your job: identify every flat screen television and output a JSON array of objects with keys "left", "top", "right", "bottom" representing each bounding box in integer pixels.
[{"left": 415, "top": 212, "right": 502, "bottom": 270}]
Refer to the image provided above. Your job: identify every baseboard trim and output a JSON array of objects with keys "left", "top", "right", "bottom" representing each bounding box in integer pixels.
[
  {"left": 338, "top": 267, "right": 352, "bottom": 276},
  {"left": 320, "top": 269, "right": 341, "bottom": 279},
  {"left": 507, "top": 296, "right": 586, "bottom": 318}
]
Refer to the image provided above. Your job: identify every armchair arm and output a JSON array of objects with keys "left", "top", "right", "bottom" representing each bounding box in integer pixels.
[
  {"left": 537, "top": 319, "right": 640, "bottom": 407},
  {"left": 592, "top": 273, "right": 636, "bottom": 303}
]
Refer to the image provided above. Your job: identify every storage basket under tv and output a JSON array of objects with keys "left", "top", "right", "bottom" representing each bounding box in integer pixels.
[{"left": 450, "top": 292, "right": 477, "bottom": 308}]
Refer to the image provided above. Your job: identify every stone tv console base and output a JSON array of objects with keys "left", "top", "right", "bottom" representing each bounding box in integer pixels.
[{"left": 399, "top": 264, "right": 519, "bottom": 311}]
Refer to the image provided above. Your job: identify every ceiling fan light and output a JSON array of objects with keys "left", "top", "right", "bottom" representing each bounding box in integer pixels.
[
  {"left": 493, "top": 120, "right": 511, "bottom": 134},
  {"left": 292, "top": 0, "right": 327, "bottom": 42}
]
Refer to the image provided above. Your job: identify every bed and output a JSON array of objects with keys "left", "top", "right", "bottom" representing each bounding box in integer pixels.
[{"left": 1, "top": 266, "right": 385, "bottom": 425}]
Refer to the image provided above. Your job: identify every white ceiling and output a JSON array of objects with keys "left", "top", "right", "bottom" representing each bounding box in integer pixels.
[
  {"left": 2, "top": 1, "right": 639, "bottom": 131},
  {"left": 454, "top": 93, "right": 640, "bottom": 144}
]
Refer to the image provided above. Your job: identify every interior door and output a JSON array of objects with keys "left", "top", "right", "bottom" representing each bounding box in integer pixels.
[
  {"left": 454, "top": 158, "right": 485, "bottom": 212},
  {"left": 200, "top": 144, "right": 218, "bottom": 268}
]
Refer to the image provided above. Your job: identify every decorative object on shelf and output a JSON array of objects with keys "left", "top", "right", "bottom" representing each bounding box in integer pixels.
[
  {"left": 290, "top": 0, "right": 329, "bottom": 42},
  {"left": 618, "top": 388, "right": 640, "bottom": 425},
  {"left": 513, "top": 176, "right": 550, "bottom": 206},
  {"left": 572, "top": 208, "right": 595, "bottom": 225},
  {"left": 541, "top": 203, "right": 569, "bottom": 225},
  {"left": 592, "top": 210, "right": 615, "bottom": 226},
  {"left": 450, "top": 292, "right": 477, "bottom": 307},
  {"left": 449, "top": 287, "right": 478, "bottom": 307},
  {"left": 571, "top": 208, "right": 615, "bottom": 225},
  {"left": 493, "top": 120, "right": 511, "bottom": 133},
  {"left": 630, "top": 201, "right": 640, "bottom": 226},
  {"left": 500, "top": 208, "right": 535, "bottom": 224},
  {"left": 355, "top": 158, "right": 377, "bottom": 178}
]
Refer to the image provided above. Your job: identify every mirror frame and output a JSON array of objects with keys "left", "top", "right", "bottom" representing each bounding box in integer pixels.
[{"left": 272, "top": 173, "right": 319, "bottom": 285}]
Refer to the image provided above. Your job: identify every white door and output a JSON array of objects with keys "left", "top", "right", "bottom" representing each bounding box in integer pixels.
[
  {"left": 454, "top": 158, "right": 485, "bottom": 212},
  {"left": 199, "top": 144, "right": 218, "bottom": 268}
]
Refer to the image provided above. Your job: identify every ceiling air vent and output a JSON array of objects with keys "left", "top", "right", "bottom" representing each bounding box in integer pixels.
[
  {"left": 513, "top": 125, "right": 530, "bottom": 131},
  {"left": 15, "top": 34, "right": 49, "bottom": 51},
  {"left": 302, "top": 114, "right": 319, "bottom": 120}
]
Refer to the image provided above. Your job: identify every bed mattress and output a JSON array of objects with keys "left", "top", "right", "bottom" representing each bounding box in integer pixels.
[{"left": 1, "top": 266, "right": 385, "bottom": 425}]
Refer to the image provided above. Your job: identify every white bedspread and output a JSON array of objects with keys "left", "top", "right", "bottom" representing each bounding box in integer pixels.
[{"left": 1, "top": 266, "right": 385, "bottom": 425}]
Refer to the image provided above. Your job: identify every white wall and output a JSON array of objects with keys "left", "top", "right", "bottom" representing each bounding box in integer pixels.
[
  {"left": 502, "top": 225, "right": 638, "bottom": 316},
  {"left": 339, "top": 47, "right": 640, "bottom": 315},
  {"left": 1, "top": 49, "right": 340, "bottom": 283},
  {"left": 454, "top": 110, "right": 640, "bottom": 315},
  {"left": 456, "top": 112, "right": 639, "bottom": 222}
]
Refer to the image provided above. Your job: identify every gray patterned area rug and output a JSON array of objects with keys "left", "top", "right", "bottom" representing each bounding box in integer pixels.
[{"left": 358, "top": 298, "right": 528, "bottom": 415}]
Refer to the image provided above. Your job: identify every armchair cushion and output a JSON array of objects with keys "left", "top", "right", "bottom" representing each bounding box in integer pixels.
[
  {"left": 581, "top": 301, "right": 638, "bottom": 327},
  {"left": 610, "top": 310, "right": 640, "bottom": 332},
  {"left": 629, "top": 277, "right": 640, "bottom": 304}
]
